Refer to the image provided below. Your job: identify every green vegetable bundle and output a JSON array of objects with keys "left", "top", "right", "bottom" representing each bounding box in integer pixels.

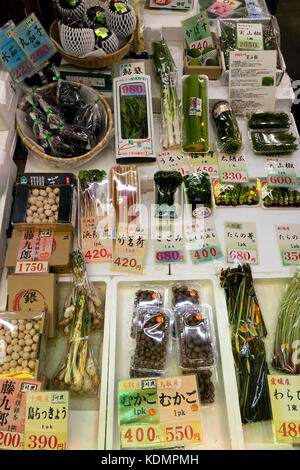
[
  {"left": 152, "top": 38, "right": 180, "bottom": 150},
  {"left": 262, "top": 184, "right": 300, "bottom": 208},
  {"left": 220, "top": 264, "right": 271, "bottom": 424},
  {"left": 251, "top": 131, "right": 298, "bottom": 154},
  {"left": 78, "top": 169, "right": 108, "bottom": 218},
  {"left": 154, "top": 170, "right": 183, "bottom": 207},
  {"left": 272, "top": 271, "right": 300, "bottom": 374},
  {"left": 183, "top": 172, "right": 212, "bottom": 209},
  {"left": 212, "top": 101, "right": 242, "bottom": 154},
  {"left": 248, "top": 112, "right": 291, "bottom": 131},
  {"left": 182, "top": 75, "right": 209, "bottom": 153},
  {"left": 120, "top": 90, "right": 148, "bottom": 140},
  {"left": 220, "top": 19, "right": 277, "bottom": 70},
  {"left": 214, "top": 181, "right": 260, "bottom": 206}
]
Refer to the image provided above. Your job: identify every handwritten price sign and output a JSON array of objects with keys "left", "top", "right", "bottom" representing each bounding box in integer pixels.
[
  {"left": 225, "top": 221, "right": 258, "bottom": 265},
  {"left": 156, "top": 250, "right": 184, "bottom": 263},
  {"left": 192, "top": 245, "right": 222, "bottom": 263},
  {"left": 113, "top": 255, "right": 144, "bottom": 273},
  {"left": 0, "top": 431, "right": 23, "bottom": 450},
  {"left": 15, "top": 261, "right": 49, "bottom": 274},
  {"left": 276, "top": 224, "right": 300, "bottom": 266},
  {"left": 227, "top": 248, "right": 258, "bottom": 264}
]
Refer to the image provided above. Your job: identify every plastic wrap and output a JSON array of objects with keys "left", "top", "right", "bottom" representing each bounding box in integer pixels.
[
  {"left": 182, "top": 75, "right": 209, "bottom": 153},
  {"left": 250, "top": 130, "right": 299, "bottom": 155},
  {"left": 272, "top": 271, "right": 300, "bottom": 374},
  {"left": 57, "top": 80, "right": 85, "bottom": 124},
  {"left": 183, "top": 172, "right": 212, "bottom": 211},
  {"left": 73, "top": 101, "right": 102, "bottom": 148},
  {"left": 261, "top": 181, "right": 300, "bottom": 208},
  {"left": 130, "top": 286, "right": 165, "bottom": 338},
  {"left": 154, "top": 170, "right": 183, "bottom": 218},
  {"left": 110, "top": 165, "right": 141, "bottom": 227},
  {"left": 248, "top": 111, "right": 292, "bottom": 131},
  {"left": 219, "top": 263, "right": 272, "bottom": 424},
  {"left": 200, "top": 0, "right": 270, "bottom": 19},
  {"left": 212, "top": 101, "right": 242, "bottom": 154},
  {"left": 79, "top": 169, "right": 110, "bottom": 219},
  {"left": 0, "top": 311, "right": 46, "bottom": 380},
  {"left": 213, "top": 179, "right": 260, "bottom": 207},
  {"left": 130, "top": 307, "right": 171, "bottom": 378}
]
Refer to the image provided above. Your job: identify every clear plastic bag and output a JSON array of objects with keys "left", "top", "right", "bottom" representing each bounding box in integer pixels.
[
  {"left": 0, "top": 311, "right": 46, "bottom": 380},
  {"left": 110, "top": 165, "right": 141, "bottom": 227},
  {"left": 183, "top": 172, "right": 212, "bottom": 210},
  {"left": 130, "top": 307, "right": 171, "bottom": 378},
  {"left": 212, "top": 101, "right": 242, "bottom": 155},
  {"left": 57, "top": 80, "right": 85, "bottom": 124},
  {"left": 130, "top": 286, "right": 165, "bottom": 339},
  {"left": 248, "top": 111, "right": 291, "bottom": 131},
  {"left": 73, "top": 101, "right": 102, "bottom": 148},
  {"left": 213, "top": 179, "right": 260, "bottom": 207},
  {"left": 175, "top": 305, "right": 217, "bottom": 370},
  {"left": 272, "top": 271, "right": 300, "bottom": 374},
  {"left": 261, "top": 181, "right": 300, "bottom": 208},
  {"left": 250, "top": 130, "right": 299, "bottom": 155},
  {"left": 200, "top": 0, "right": 270, "bottom": 19}
]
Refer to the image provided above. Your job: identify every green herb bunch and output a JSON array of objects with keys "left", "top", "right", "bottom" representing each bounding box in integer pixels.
[
  {"left": 120, "top": 94, "right": 148, "bottom": 140},
  {"left": 248, "top": 112, "right": 291, "bottom": 130},
  {"left": 154, "top": 170, "right": 183, "bottom": 206},
  {"left": 251, "top": 131, "right": 298, "bottom": 154},
  {"left": 183, "top": 172, "right": 212, "bottom": 209},
  {"left": 214, "top": 182, "right": 260, "bottom": 206}
]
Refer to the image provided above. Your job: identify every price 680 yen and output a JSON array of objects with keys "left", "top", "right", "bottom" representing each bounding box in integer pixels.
[{"left": 228, "top": 249, "right": 256, "bottom": 263}]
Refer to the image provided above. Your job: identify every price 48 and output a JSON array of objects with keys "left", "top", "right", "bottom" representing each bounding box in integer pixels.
[{"left": 278, "top": 422, "right": 300, "bottom": 439}]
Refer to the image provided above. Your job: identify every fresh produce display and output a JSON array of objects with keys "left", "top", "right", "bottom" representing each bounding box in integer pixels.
[
  {"left": 119, "top": 85, "right": 148, "bottom": 140},
  {"left": 199, "top": 0, "right": 270, "bottom": 19},
  {"left": 152, "top": 38, "right": 180, "bottom": 149},
  {"left": 212, "top": 101, "right": 242, "bottom": 154},
  {"left": 53, "top": 251, "right": 102, "bottom": 394},
  {"left": 59, "top": 251, "right": 104, "bottom": 335},
  {"left": 220, "top": 264, "right": 272, "bottom": 424},
  {"left": 272, "top": 271, "right": 300, "bottom": 374},
  {"left": 130, "top": 287, "right": 164, "bottom": 338},
  {"left": 250, "top": 131, "right": 298, "bottom": 154},
  {"left": 262, "top": 182, "right": 300, "bottom": 207},
  {"left": 79, "top": 169, "right": 109, "bottom": 218},
  {"left": 110, "top": 165, "right": 140, "bottom": 226},
  {"left": 182, "top": 75, "right": 209, "bottom": 153},
  {"left": 130, "top": 307, "right": 171, "bottom": 378},
  {"left": 248, "top": 111, "right": 291, "bottom": 130},
  {"left": 213, "top": 180, "right": 260, "bottom": 206},
  {"left": 25, "top": 186, "right": 60, "bottom": 224},
  {"left": 183, "top": 172, "right": 212, "bottom": 210},
  {"left": 154, "top": 170, "right": 183, "bottom": 208},
  {"left": 172, "top": 284, "right": 200, "bottom": 310}
]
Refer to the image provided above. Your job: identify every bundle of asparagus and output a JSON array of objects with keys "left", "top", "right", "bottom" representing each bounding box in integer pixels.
[
  {"left": 220, "top": 263, "right": 272, "bottom": 424},
  {"left": 272, "top": 271, "right": 300, "bottom": 374},
  {"left": 110, "top": 165, "right": 141, "bottom": 227}
]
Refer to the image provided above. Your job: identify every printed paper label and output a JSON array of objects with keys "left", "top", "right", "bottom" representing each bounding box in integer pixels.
[
  {"left": 276, "top": 224, "right": 300, "bottom": 266},
  {"left": 225, "top": 221, "right": 258, "bottom": 264}
]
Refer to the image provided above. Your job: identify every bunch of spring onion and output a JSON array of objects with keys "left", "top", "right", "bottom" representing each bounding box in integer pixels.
[
  {"left": 272, "top": 271, "right": 300, "bottom": 374},
  {"left": 53, "top": 251, "right": 101, "bottom": 394},
  {"left": 78, "top": 169, "right": 109, "bottom": 218},
  {"left": 152, "top": 38, "right": 181, "bottom": 150},
  {"left": 220, "top": 263, "right": 272, "bottom": 424}
]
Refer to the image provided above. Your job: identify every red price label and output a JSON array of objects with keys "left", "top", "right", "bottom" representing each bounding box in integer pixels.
[
  {"left": 276, "top": 421, "right": 300, "bottom": 443},
  {"left": 113, "top": 255, "right": 143, "bottom": 273},
  {"left": 15, "top": 261, "right": 49, "bottom": 275},
  {"left": 196, "top": 165, "right": 218, "bottom": 176},
  {"left": 0, "top": 431, "right": 23, "bottom": 450},
  {"left": 228, "top": 249, "right": 257, "bottom": 264},
  {"left": 25, "top": 433, "right": 66, "bottom": 450},
  {"left": 268, "top": 175, "right": 297, "bottom": 188},
  {"left": 283, "top": 251, "right": 300, "bottom": 263},
  {"left": 193, "top": 245, "right": 222, "bottom": 263},
  {"left": 156, "top": 250, "right": 184, "bottom": 263},
  {"left": 84, "top": 248, "right": 113, "bottom": 262},
  {"left": 221, "top": 171, "right": 248, "bottom": 183},
  {"left": 190, "top": 39, "right": 209, "bottom": 52}
]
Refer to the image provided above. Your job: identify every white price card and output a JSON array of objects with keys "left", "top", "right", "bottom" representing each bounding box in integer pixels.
[
  {"left": 265, "top": 157, "right": 297, "bottom": 189},
  {"left": 189, "top": 145, "right": 219, "bottom": 177},
  {"left": 276, "top": 224, "right": 300, "bottom": 266},
  {"left": 154, "top": 219, "right": 185, "bottom": 264},
  {"left": 225, "top": 221, "right": 258, "bottom": 265},
  {"left": 157, "top": 150, "right": 192, "bottom": 176},
  {"left": 218, "top": 152, "right": 248, "bottom": 183}
]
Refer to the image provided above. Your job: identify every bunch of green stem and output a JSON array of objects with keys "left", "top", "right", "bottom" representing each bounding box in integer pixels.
[
  {"left": 152, "top": 39, "right": 180, "bottom": 149},
  {"left": 220, "top": 263, "right": 271, "bottom": 424},
  {"left": 79, "top": 169, "right": 108, "bottom": 219},
  {"left": 272, "top": 271, "right": 300, "bottom": 374}
]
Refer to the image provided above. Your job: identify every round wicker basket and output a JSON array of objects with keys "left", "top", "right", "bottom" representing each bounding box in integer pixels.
[
  {"left": 16, "top": 81, "right": 113, "bottom": 169},
  {"left": 49, "top": 18, "right": 134, "bottom": 69}
]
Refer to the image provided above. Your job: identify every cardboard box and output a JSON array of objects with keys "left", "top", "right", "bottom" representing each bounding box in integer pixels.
[
  {"left": 0, "top": 310, "right": 48, "bottom": 383},
  {"left": 183, "top": 38, "right": 223, "bottom": 80},
  {"left": 7, "top": 274, "right": 58, "bottom": 338},
  {"left": 6, "top": 229, "right": 73, "bottom": 275},
  {"left": 59, "top": 59, "right": 113, "bottom": 92}
]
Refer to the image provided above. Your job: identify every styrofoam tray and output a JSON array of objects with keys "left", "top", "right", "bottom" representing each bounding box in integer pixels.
[
  {"left": 106, "top": 274, "right": 244, "bottom": 450},
  {"left": 41, "top": 275, "right": 112, "bottom": 450}
]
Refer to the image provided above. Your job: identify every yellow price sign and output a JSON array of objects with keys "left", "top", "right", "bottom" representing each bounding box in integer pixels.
[{"left": 161, "top": 421, "right": 202, "bottom": 445}]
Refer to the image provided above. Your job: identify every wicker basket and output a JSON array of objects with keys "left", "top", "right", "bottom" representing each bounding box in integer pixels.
[
  {"left": 49, "top": 18, "right": 134, "bottom": 69},
  {"left": 16, "top": 82, "right": 113, "bottom": 169}
]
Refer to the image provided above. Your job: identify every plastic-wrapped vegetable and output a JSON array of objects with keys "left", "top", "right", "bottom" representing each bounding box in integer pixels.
[
  {"left": 262, "top": 182, "right": 300, "bottom": 208},
  {"left": 250, "top": 131, "right": 298, "bottom": 155},
  {"left": 183, "top": 172, "right": 212, "bottom": 210},
  {"left": 154, "top": 170, "right": 183, "bottom": 207},
  {"left": 248, "top": 111, "right": 291, "bottom": 131},
  {"left": 57, "top": 80, "right": 85, "bottom": 124},
  {"left": 73, "top": 102, "right": 102, "bottom": 148},
  {"left": 213, "top": 180, "right": 260, "bottom": 206},
  {"left": 272, "top": 271, "right": 300, "bottom": 374},
  {"left": 212, "top": 101, "right": 242, "bottom": 154},
  {"left": 182, "top": 75, "right": 209, "bottom": 153}
]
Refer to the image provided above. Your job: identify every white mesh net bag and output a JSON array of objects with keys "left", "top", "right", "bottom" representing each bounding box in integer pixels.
[
  {"left": 59, "top": 21, "right": 96, "bottom": 57},
  {"left": 56, "top": 0, "right": 88, "bottom": 21},
  {"left": 85, "top": 4, "right": 107, "bottom": 28},
  {"left": 94, "top": 27, "right": 119, "bottom": 54},
  {"left": 104, "top": 1, "right": 137, "bottom": 38}
]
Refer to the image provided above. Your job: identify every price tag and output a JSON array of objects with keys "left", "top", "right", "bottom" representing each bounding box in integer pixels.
[
  {"left": 268, "top": 375, "right": 300, "bottom": 445},
  {"left": 154, "top": 219, "right": 185, "bottom": 264},
  {"left": 184, "top": 216, "right": 222, "bottom": 263},
  {"left": 80, "top": 216, "right": 113, "bottom": 264},
  {"left": 15, "top": 228, "right": 53, "bottom": 275},
  {"left": 157, "top": 150, "right": 192, "bottom": 176},
  {"left": 225, "top": 221, "right": 258, "bottom": 265},
  {"left": 218, "top": 153, "right": 248, "bottom": 183},
  {"left": 206, "top": 0, "right": 242, "bottom": 17},
  {"left": 24, "top": 391, "right": 68, "bottom": 451},
  {"left": 181, "top": 12, "right": 213, "bottom": 51},
  {"left": 15, "top": 261, "right": 49, "bottom": 274},
  {"left": 236, "top": 22, "right": 263, "bottom": 50},
  {"left": 265, "top": 157, "right": 297, "bottom": 189},
  {"left": 0, "top": 378, "right": 41, "bottom": 451},
  {"left": 119, "top": 62, "right": 145, "bottom": 77},
  {"left": 276, "top": 224, "right": 300, "bottom": 266},
  {"left": 119, "top": 375, "right": 202, "bottom": 450},
  {"left": 189, "top": 145, "right": 219, "bottom": 177},
  {"left": 112, "top": 224, "right": 147, "bottom": 274}
]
